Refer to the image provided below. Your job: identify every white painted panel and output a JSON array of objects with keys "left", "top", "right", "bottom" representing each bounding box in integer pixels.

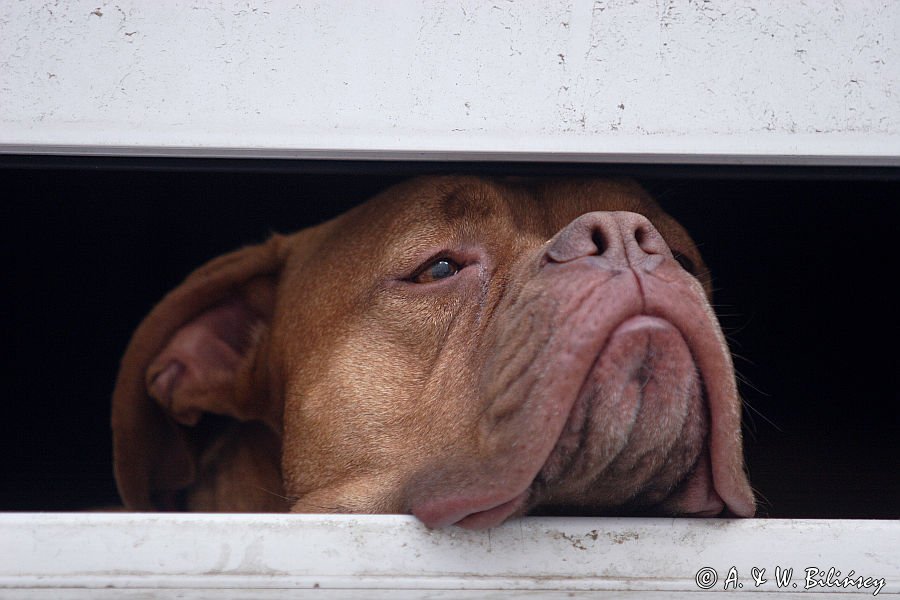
[
  {"left": 0, "top": 514, "right": 896, "bottom": 597},
  {"left": 1, "top": 1, "right": 898, "bottom": 164}
]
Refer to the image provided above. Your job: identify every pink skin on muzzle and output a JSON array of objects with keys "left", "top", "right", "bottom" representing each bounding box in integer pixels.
[{"left": 411, "top": 211, "right": 754, "bottom": 529}]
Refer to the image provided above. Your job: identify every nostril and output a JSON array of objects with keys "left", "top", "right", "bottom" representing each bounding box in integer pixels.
[
  {"left": 634, "top": 226, "right": 647, "bottom": 247},
  {"left": 591, "top": 228, "right": 607, "bottom": 256},
  {"left": 631, "top": 222, "right": 671, "bottom": 259}
]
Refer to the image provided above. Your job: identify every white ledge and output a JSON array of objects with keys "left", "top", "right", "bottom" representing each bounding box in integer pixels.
[
  {"left": 2, "top": 137, "right": 900, "bottom": 167},
  {"left": 0, "top": 514, "right": 896, "bottom": 597}
]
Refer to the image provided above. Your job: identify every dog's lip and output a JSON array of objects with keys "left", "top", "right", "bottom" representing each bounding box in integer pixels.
[
  {"left": 412, "top": 307, "right": 651, "bottom": 530},
  {"left": 413, "top": 270, "right": 753, "bottom": 527},
  {"left": 429, "top": 315, "right": 679, "bottom": 527},
  {"left": 536, "top": 314, "right": 672, "bottom": 472},
  {"left": 452, "top": 489, "right": 531, "bottom": 529},
  {"left": 532, "top": 335, "right": 607, "bottom": 485},
  {"left": 532, "top": 315, "right": 677, "bottom": 491},
  {"left": 411, "top": 487, "right": 530, "bottom": 530}
]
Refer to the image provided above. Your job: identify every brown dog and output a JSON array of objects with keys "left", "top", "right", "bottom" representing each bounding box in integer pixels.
[{"left": 112, "top": 176, "right": 755, "bottom": 529}]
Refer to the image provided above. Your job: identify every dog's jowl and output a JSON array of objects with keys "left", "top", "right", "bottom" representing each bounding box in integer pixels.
[{"left": 112, "top": 176, "right": 755, "bottom": 529}]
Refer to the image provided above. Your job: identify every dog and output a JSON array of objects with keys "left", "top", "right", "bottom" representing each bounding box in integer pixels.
[{"left": 112, "top": 175, "right": 755, "bottom": 529}]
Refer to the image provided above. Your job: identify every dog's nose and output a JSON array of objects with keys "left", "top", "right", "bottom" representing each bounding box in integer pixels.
[{"left": 545, "top": 211, "right": 671, "bottom": 267}]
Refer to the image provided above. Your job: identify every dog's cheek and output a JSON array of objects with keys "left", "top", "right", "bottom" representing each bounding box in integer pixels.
[{"left": 280, "top": 286, "right": 484, "bottom": 508}]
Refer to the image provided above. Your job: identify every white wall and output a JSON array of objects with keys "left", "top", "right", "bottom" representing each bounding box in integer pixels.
[{"left": 1, "top": 1, "right": 898, "bottom": 164}]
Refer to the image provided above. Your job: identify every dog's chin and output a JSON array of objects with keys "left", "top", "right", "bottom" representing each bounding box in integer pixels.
[
  {"left": 527, "top": 315, "right": 712, "bottom": 517},
  {"left": 411, "top": 315, "right": 728, "bottom": 529}
]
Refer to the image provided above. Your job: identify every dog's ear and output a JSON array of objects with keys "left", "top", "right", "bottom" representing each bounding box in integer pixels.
[{"left": 112, "top": 235, "right": 289, "bottom": 511}]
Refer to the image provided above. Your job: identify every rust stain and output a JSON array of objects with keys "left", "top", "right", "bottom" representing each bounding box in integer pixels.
[{"left": 607, "top": 531, "right": 640, "bottom": 544}]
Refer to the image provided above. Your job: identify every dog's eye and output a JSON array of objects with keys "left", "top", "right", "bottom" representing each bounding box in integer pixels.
[
  {"left": 672, "top": 250, "right": 696, "bottom": 275},
  {"left": 412, "top": 258, "right": 461, "bottom": 284}
]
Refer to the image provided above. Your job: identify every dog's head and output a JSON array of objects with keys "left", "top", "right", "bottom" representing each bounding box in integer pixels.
[{"left": 113, "top": 176, "right": 754, "bottom": 528}]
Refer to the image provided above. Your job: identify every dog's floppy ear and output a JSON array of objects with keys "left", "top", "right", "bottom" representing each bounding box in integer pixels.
[{"left": 112, "top": 235, "right": 288, "bottom": 511}]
